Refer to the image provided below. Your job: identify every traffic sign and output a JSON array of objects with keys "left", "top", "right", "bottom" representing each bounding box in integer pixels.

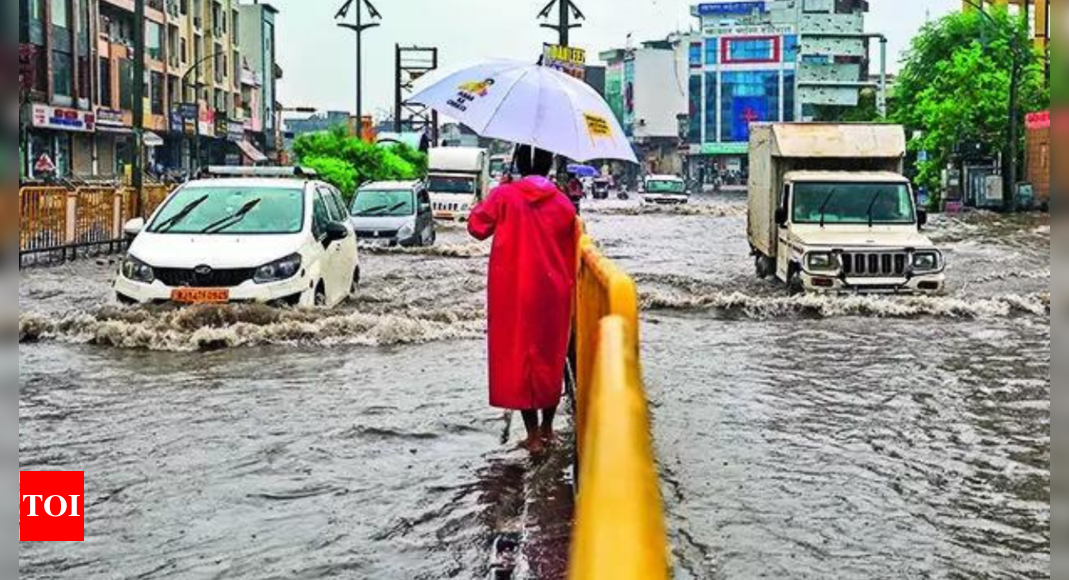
[{"left": 34, "top": 153, "right": 56, "bottom": 174}]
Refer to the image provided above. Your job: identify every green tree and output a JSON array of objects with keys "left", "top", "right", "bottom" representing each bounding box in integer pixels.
[
  {"left": 292, "top": 126, "right": 427, "bottom": 203},
  {"left": 893, "top": 7, "right": 1048, "bottom": 198}
]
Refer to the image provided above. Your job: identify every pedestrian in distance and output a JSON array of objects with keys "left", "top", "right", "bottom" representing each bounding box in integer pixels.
[
  {"left": 468, "top": 145, "right": 579, "bottom": 455},
  {"left": 567, "top": 176, "right": 584, "bottom": 215}
]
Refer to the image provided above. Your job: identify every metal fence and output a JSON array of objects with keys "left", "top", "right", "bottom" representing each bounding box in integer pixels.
[
  {"left": 18, "top": 185, "right": 174, "bottom": 267},
  {"left": 568, "top": 229, "right": 669, "bottom": 580}
]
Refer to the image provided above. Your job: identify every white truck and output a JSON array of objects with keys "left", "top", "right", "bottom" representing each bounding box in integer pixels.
[
  {"left": 748, "top": 123, "right": 945, "bottom": 295},
  {"left": 427, "top": 147, "right": 490, "bottom": 222}
]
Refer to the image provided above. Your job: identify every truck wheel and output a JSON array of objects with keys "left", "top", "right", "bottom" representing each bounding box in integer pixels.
[
  {"left": 755, "top": 255, "right": 775, "bottom": 279},
  {"left": 787, "top": 267, "right": 804, "bottom": 296}
]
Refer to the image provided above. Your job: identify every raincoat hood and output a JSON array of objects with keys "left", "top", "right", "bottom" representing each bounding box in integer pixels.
[{"left": 515, "top": 176, "right": 561, "bottom": 204}]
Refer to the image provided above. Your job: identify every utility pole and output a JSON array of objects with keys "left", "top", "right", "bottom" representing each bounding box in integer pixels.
[
  {"left": 336, "top": 0, "right": 381, "bottom": 140},
  {"left": 132, "top": 0, "right": 146, "bottom": 216},
  {"left": 539, "top": 0, "right": 585, "bottom": 47}
]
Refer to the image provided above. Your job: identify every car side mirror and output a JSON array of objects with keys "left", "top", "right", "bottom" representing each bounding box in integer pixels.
[
  {"left": 917, "top": 210, "right": 928, "bottom": 228},
  {"left": 124, "top": 218, "right": 145, "bottom": 237},
  {"left": 324, "top": 221, "right": 350, "bottom": 244},
  {"left": 775, "top": 208, "right": 788, "bottom": 227}
]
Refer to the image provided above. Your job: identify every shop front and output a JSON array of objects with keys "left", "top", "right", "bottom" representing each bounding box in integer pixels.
[{"left": 23, "top": 104, "right": 96, "bottom": 181}]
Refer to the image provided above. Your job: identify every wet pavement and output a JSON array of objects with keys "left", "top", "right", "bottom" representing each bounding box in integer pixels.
[{"left": 20, "top": 194, "right": 1049, "bottom": 579}]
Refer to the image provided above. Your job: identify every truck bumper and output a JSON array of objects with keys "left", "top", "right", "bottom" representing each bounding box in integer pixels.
[{"left": 801, "top": 272, "right": 946, "bottom": 295}]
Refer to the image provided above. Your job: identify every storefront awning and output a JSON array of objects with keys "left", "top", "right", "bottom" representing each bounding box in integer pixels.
[
  {"left": 144, "top": 131, "right": 165, "bottom": 147},
  {"left": 237, "top": 139, "right": 268, "bottom": 163}
]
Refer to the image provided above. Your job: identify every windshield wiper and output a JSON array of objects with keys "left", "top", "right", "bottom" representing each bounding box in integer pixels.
[
  {"left": 152, "top": 195, "right": 209, "bottom": 233},
  {"left": 364, "top": 202, "right": 410, "bottom": 216},
  {"left": 866, "top": 191, "right": 883, "bottom": 228},
  {"left": 200, "top": 198, "right": 262, "bottom": 234},
  {"left": 818, "top": 190, "right": 838, "bottom": 228},
  {"left": 357, "top": 204, "right": 389, "bottom": 216}
]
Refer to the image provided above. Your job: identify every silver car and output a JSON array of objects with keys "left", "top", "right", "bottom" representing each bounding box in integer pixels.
[{"left": 349, "top": 181, "right": 436, "bottom": 247}]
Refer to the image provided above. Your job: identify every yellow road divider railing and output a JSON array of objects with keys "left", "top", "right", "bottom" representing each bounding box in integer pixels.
[{"left": 569, "top": 232, "right": 669, "bottom": 580}]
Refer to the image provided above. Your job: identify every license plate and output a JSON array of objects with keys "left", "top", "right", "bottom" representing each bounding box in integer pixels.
[{"left": 171, "top": 288, "right": 230, "bottom": 304}]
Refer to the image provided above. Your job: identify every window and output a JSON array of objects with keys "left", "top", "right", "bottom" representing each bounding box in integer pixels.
[
  {"left": 783, "top": 35, "right": 799, "bottom": 63},
  {"left": 704, "top": 38, "right": 718, "bottom": 65},
  {"left": 148, "top": 187, "right": 306, "bottom": 235},
  {"left": 119, "top": 58, "right": 134, "bottom": 110},
  {"left": 147, "top": 22, "right": 163, "bottom": 61},
  {"left": 725, "top": 38, "right": 777, "bottom": 63},
  {"left": 784, "top": 72, "right": 796, "bottom": 122},
  {"left": 312, "top": 191, "right": 331, "bottom": 238},
  {"left": 792, "top": 183, "right": 916, "bottom": 225},
  {"left": 52, "top": 51, "right": 72, "bottom": 96},
  {"left": 151, "top": 71, "right": 164, "bottom": 115},
  {"left": 689, "top": 75, "right": 702, "bottom": 144},
  {"left": 720, "top": 71, "right": 779, "bottom": 142},
  {"left": 181, "top": 38, "right": 188, "bottom": 63},
  {"left": 321, "top": 188, "right": 347, "bottom": 221},
  {"left": 99, "top": 58, "right": 112, "bottom": 106},
  {"left": 352, "top": 189, "right": 416, "bottom": 217},
  {"left": 689, "top": 43, "right": 702, "bottom": 68},
  {"left": 180, "top": 0, "right": 187, "bottom": 15},
  {"left": 232, "top": 10, "right": 240, "bottom": 44},
  {"left": 705, "top": 72, "right": 718, "bottom": 143},
  {"left": 50, "top": 0, "right": 68, "bottom": 27}
]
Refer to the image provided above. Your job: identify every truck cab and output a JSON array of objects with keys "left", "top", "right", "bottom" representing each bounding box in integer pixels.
[
  {"left": 427, "top": 147, "right": 490, "bottom": 222},
  {"left": 749, "top": 124, "right": 945, "bottom": 295}
]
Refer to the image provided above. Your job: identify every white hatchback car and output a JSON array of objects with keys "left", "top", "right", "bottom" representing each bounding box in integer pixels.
[{"left": 115, "top": 167, "right": 360, "bottom": 308}]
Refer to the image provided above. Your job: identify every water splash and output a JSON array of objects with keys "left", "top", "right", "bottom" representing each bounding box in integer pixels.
[
  {"left": 587, "top": 204, "right": 746, "bottom": 218},
  {"left": 18, "top": 303, "right": 486, "bottom": 352},
  {"left": 359, "top": 241, "right": 490, "bottom": 258}
]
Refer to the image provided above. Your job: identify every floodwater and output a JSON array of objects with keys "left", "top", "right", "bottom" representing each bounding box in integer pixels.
[{"left": 19, "top": 194, "right": 1049, "bottom": 579}]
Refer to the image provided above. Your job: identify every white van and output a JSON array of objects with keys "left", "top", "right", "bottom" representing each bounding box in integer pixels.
[{"left": 427, "top": 147, "right": 490, "bottom": 221}]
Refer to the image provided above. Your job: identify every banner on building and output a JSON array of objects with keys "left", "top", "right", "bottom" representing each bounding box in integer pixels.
[
  {"left": 697, "top": 2, "right": 767, "bottom": 16},
  {"left": 172, "top": 103, "right": 199, "bottom": 136},
  {"left": 31, "top": 105, "right": 95, "bottom": 132},
  {"left": 543, "top": 44, "right": 587, "bottom": 80}
]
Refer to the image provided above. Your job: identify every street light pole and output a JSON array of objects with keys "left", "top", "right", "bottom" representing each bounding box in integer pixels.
[
  {"left": 181, "top": 51, "right": 229, "bottom": 175},
  {"left": 336, "top": 0, "right": 382, "bottom": 140},
  {"left": 962, "top": 0, "right": 1026, "bottom": 211},
  {"left": 539, "top": 0, "right": 585, "bottom": 47},
  {"left": 132, "top": 0, "right": 146, "bottom": 216}
]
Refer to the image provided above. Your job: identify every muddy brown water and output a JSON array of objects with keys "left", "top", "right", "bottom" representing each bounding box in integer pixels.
[{"left": 19, "top": 195, "right": 1049, "bottom": 579}]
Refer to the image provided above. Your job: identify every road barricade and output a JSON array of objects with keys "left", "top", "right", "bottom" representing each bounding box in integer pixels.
[{"left": 568, "top": 231, "right": 669, "bottom": 580}]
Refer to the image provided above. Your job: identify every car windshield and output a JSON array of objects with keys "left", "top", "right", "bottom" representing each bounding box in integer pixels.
[
  {"left": 793, "top": 182, "right": 916, "bottom": 225},
  {"left": 147, "top": 187, "right": 304, "bottom": 234},
  {"left": 353, "top": 189, "right": 415, "bottom": 217},
  {"left": 428, "top": 176, "right": 476, "bottom": 195},
  {"left": 646, "top": 180, "right": 686, "bottom": 194},
  {"left": 489, "top": 159, "right": 507, "bottom": 178}
]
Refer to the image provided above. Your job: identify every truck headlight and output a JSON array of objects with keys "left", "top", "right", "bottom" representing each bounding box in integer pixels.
[
  {"left": 806, "top": 252, "right": 838, "bottom": 271},
  {"left": 121, "top": 256, "right": 155, "bottom": 284},
  {"left": 912, "top": 251, "right": 941, "bottom": 272},
  {"left": 254, "top": 253, "right": 303, "bottom": 284}
]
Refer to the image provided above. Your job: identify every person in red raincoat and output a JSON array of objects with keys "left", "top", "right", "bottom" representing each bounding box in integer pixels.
[{"left": 468, "top": 145, "right": 578, "bottom": 452}]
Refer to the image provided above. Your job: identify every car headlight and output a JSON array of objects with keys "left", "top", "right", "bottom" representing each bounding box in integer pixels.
[
  {"left": 121, "top": 256, "right": 155, "bottom": 284},
  {"left": 806, "top": 252, "right": 838, "bottom": 271},
  {"left": 912, "top": 251, "right": 941, "bottom": 272},
  {"left": 254, "top": 253, "right": 303, "bottom": 284},
  {"left": 398, "top": 222, "right": 415, "bottom": 239}
]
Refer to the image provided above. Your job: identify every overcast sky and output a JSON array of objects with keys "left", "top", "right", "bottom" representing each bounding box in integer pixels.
[{"left": 267, "top": 0, "right": 962, "bottom": 117}]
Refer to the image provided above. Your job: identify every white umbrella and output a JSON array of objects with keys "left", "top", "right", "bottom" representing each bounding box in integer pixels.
[{"left": 410, "top": 60, "right": 637, "bottom": 164}]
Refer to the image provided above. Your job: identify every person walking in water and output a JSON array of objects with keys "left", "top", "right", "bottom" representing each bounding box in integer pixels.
[{"left": 468, "top": 145, "right": 578, "bottom": 454}]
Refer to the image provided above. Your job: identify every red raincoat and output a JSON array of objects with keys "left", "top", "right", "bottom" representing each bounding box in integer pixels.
[{"left": 468, "top": 176, "right": 578, "bottom": 411}]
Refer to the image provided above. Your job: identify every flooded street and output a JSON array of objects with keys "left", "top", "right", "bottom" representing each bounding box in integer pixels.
[{"left": 19, "top": 195, "right": 1049, "bottom": 579}]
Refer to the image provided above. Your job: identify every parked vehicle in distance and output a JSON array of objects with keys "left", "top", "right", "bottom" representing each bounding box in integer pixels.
[
  {"left": 350, "top": 181, "right": 436, "bottom": 247},
  {"left": 748, "top": 123, "right": 945, "bottom": 295},
  {"left": 427, "top": 147, "right": 490, "bottom": 221},
  {"left": 642, "top": 175, "right": 689, "bottom": 205},
  {"left": 592, "top": 177, "right": 611, "bottom": 200},
  {"left": 114, "top": 167, "right": 360, "bottom": 308},
  {"left": 489, "top": 154, "right": 511, "bottom": 180}
]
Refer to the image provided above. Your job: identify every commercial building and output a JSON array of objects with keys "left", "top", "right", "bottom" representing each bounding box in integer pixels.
[
  {"left": 676, "top": 0, "right": 874, "bottom": 180},
  {"left": 964, "top": 0, "right": 1050, "bottom": 54},
  {"left": 238, "top": 1, "right": 280, "bottom": 161},
  {"left": 18, "top": 0, "right": 277, "bottom": 181},
  {"left": 601, "top": 43, "right": 688, "bottom": 176}
]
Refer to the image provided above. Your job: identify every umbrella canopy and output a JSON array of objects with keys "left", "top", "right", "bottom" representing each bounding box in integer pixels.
[
  {"left": 566, "top": 164, "right": 600, "bottom": 178},
  {"left": 410, "top": 60, "right": 637, "bottom": 164}
]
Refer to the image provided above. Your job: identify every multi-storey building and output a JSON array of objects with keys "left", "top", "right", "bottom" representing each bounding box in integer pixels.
[
  {"left": 238, "top": 2, "right": 279, "bottom": 161},
  {"left": 18, "top": 0, "right": 275, "bottom": 180},
  {"left": 964, "top": 0, "right": 1050, "bottom": 55}
]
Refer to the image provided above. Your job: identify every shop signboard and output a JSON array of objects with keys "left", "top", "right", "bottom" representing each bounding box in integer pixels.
[
  {"left": 697, "top": 2, "right": 766, "bottom": 16},
  {"left": 227, "top": 120, "right": 245, "bottom": 142},
  {"left": 700, "top": 142, "right": 749, "bottom": 155},
  {"left": 172, "top": 103, "right": 199, "bottom": 135},
  {"left": 199, "top": 107, "right": 216, "bottom": 138},
  {"left": 543, "top": 44, "right": 587, "bottom": 80},
  {"left": 95, "top": 108, "right": 127, "bottom": 129},
  {"left": 31, "top": 105, "right": 95, "bottom": 132}
]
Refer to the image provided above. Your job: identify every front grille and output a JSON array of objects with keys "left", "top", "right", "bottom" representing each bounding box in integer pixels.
[
  {"left": 357, "top": 230, "right": 399, "bottom": 240},
  {"left": 840, "top": 252, "right": 908, "bottom": 278},
  {"left": 154, "top": 267, "right": 257, "bottom": 288}
]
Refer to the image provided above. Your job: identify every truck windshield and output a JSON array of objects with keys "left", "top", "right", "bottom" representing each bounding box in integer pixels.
[
  {"left": 793, "top": 183, "right": 915, "bottom": 225},
  {"left": 646, "top": 180, "right": 686, "bottom": 194},
  {"left": 148, "top": 187, "right": 304, "bottom": 234},
  {"left": 428, "top": 176, "right": 476, "bottom": 195},
  {"left": 352, "top": 190, "right": 415, "bottom": 217},
  {"left": 489, "top": 159, "right": 507, "bottom": 178}
]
